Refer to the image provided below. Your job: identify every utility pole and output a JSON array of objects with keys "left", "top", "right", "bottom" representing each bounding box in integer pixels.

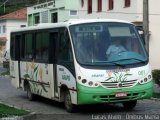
[
  {"left": 4, "top": 2, "right": 5, "bottom": 13},
  {"left": 3, "top": 0, "right": 9, "bottom": 13},
  {"left": 143, "top": 0, "right": 149, "bottom": 53}
]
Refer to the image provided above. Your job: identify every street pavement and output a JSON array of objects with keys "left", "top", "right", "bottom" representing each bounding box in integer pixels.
[{"left": 0, "top": 67, "right": 160, "bottom": 120}]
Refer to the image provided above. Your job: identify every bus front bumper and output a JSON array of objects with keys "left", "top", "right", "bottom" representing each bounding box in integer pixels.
[{"left": 77, "top": 81, "right": 153, "bottom": 105}]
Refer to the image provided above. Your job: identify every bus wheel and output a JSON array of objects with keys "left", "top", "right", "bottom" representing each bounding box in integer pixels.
[
  {"left": 122, "top": 100, "right": 137, "bottom": 110},
  {"left": 64, "top": 90, "right": 76, "bottom": 113},
  {"left": 26, "top": 84, "right": 35, "bottom": 101}
]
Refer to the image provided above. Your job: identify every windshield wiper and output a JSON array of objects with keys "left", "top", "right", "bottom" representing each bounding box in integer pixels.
[
  {"left": 122, "top": 58, "right": 146, "bottom": 63},
  {"left": 108, "top": 61, "right": 125, "bottom": 68},
  {"left": 97, "top": 61, "right": 125, "bottom": 68},
  {"left": 112, "top": 58, "right": 146, "bottom": 64},
  {"left": 91, "top": 61, "right": 125, "bottom": 67}
]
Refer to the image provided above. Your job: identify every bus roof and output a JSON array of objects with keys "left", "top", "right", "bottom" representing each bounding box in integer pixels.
[{"left": 11, "top": 19, "right": 133, "bottom": 33}]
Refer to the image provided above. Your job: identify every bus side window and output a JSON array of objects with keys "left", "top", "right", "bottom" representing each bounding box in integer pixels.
[
  {"left": 58, "top": 28, "right": 74, "bottom": 71},
  {"left": 10, "top": 34, "right": 15, "bottom": 60},
  {"left": 21, "top": 33, "right": 33, "bottom": 60},
  {"left": 10, "top": 34, "right": 21, "bottom": 60},
  {"left": 58, "top": 28, "right": 73, "bottom": 62},
  {"left": 35, "top": 32, "right": 49, "bottom": 62},
  {"left": 15, "top": 35, "right": 21, "bottom": 60}
]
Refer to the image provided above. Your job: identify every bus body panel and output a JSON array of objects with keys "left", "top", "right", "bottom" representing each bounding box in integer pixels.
[
  {"left": 20, "top": 61, "right": 52, "bottom": 99},
  {"left": 76, "top": 64, "right": 151, "bottom": 84},
  {"left": 75, "top": 63, "right": 153, "bottom": 104},
  {"left": 57, "top": 65, "right": 77, "bottom": 104},
  {"left": 77, "top": 81, "right": 153, "bottom": 104},
  {"left": 10, "top": 60, "right": 20, "bottom": 88}
]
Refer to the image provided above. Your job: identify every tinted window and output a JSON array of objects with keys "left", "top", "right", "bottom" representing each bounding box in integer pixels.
[
  {"left": 58, "top": 29, "right": 73, "bottom": 62},
  {"left": 10, "top": 34, "right": 21, "bottom": 60},
  {"left": 22, "top": 33, "right": 33, "bottom": 59},
  {"left": 35, "top": 32, "right": 49, "bottom": 61},
  {"left": 58, "top": 28, "right": 74, "bottom": 71},
  {"left": 10, "top": 34, "right": 15, "bottom": 60}
]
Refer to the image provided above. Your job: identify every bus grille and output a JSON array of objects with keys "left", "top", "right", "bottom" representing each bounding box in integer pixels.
[{"left": 101, "top": 79, "right": 138, "bottom": 89}]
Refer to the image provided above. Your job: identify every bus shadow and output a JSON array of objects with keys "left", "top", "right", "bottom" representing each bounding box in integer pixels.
[
  {"left": 77, "top": 104, "right": 136, "bottom": 114},
  {"left": 21, "top": 94, "right": 137, "bottom": 114},
  {"left": 20, "top": 94, "right": 65, "bottom": 110}
]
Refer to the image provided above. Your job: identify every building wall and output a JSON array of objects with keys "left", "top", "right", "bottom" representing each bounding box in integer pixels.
[
  {"left": 0, "top": 20, "right": 7, "bottom": 38},
  {"left": 148, "top": 0, "right": 160, "bottom": 69},
  {"left": 27, "top": 0, "right": 68, "bottom": 25},
  {"left": 0, "top": 19, "right": 26, "bottom": 63},
  {"left": 76, "top": 0, "right": 140, "bottom": 22},
  {"left": 0, "top": 20, "right": 7, "bottom": 63},
  {"left": 5, "top": 19, "right": 27, "bottom": 50},
  {"left": 27, "top": 0, "right": 142, "bottom": 24}
]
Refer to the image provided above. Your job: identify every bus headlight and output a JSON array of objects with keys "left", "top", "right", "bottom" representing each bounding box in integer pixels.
[
  {"left": 82, "top": 79, "right": 87, "bottom": 84},
  {"left": 95, "top": 83, "right": 98, "bottom": 86},
  {"left": 87, "top": 81, "right": 99, "bottom": 87},
  {"left": 139, "top": 74, "right": 152, "bottom": 84},
  {"left": 78, "top": 76, "right": 99, "bottom": 87},
  {"left": 88, "top": 81, "right": 93, "bottom": 86},
  {"left": 148, "top": 75, "right": 152, "bottom": 79}
]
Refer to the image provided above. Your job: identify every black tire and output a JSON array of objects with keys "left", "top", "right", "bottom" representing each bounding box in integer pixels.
[
  {"left": 26, "top": 84, "right": 35, "bottom": 101},
  {"left": 64, "top": 90, "right": 76, "bottom": 113},
  {"left": 122, "top": 100, "right": 137, "bottom": 110}
]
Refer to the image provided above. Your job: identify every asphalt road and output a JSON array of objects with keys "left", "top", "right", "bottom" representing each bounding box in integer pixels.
[{"left": 0, "top": 67, "right": 160, "bottom": 120}]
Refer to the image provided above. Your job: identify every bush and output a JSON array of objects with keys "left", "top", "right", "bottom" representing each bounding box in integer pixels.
[{"left": 152, "top": 69, "right": 160, "bottom": 86}]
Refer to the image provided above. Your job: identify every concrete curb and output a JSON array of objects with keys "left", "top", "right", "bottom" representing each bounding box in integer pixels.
[{"left": 0, "top": 113, "right": 36, "bottom": 120}]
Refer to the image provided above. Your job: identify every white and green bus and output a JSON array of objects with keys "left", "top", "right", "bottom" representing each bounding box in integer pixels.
[{"left": 10, "top": 19, "right": 153, "bottom": 112}]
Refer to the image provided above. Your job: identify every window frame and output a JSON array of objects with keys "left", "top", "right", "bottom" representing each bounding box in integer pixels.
[
  {"left": 88, "top": 0, "right": 92, "bottom": 14},
  {"left": 3, "top": 25, "right": 6, "bottom": 33},
  {"left": 108, "top": 0, "right": 114, "bottom": 10},
  {"left": 97, "top": 0, "right": 102, "bottom": 12},
  {"left": 34, "top": 13, "right": 40, "bottom": 25},
  {"left": 57, "top": 27, "right": 75, "bottom": 73},
  {"left": 10, "top": 33, "right": 21, "bottom": 60},
  {"left": 51, "top": 12, "right": 58, "bottom": 23},
  {"left": 35, "top": 31, "right": 49, "bottom": 63},
  {"left": 0, "top": 26, "right": 1, "bottom": 34},
  {"left": 124, "top": 0, "right": 131, "bottom": 7},
  {"left": 20, "top": 32, "right": 34, "bottom": 61}
]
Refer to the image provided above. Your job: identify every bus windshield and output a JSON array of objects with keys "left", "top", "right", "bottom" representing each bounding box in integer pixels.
[{"left": 69, "top": 22, "right": 148, "bottom": 66}]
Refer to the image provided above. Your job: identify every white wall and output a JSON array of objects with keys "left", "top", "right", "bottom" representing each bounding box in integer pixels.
[
  {"left": 5, "top": 20, "right": 26, "bottom": 50},
  {"left": 148, "top": 0, "right": 160, "bottom": 69},
  {"left": 0, "top": 20, "right": 7, "bottom": 38},
  {"left": 76, "top": 0, "right": 140, "bottom": 22}
]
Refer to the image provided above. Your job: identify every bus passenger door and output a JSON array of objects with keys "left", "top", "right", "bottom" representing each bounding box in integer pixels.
[
  {"left": 10, "top": 34, "right": 21, "bottom": 88},
  {"left": 49, "top": 32, "right": 59, "bottom": 98}
]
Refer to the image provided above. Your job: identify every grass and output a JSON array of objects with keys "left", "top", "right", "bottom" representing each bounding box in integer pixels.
[
  {"left": 0, "top": 70, "right": 10, "bottom": 76},
  {"left": 0, "top": 103, "right": 30, "bottom": 118}
]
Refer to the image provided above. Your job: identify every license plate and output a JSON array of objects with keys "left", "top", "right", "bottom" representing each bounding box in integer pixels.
[{"left": 115, "top": 92, "right": 127, "bottom": 98}]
